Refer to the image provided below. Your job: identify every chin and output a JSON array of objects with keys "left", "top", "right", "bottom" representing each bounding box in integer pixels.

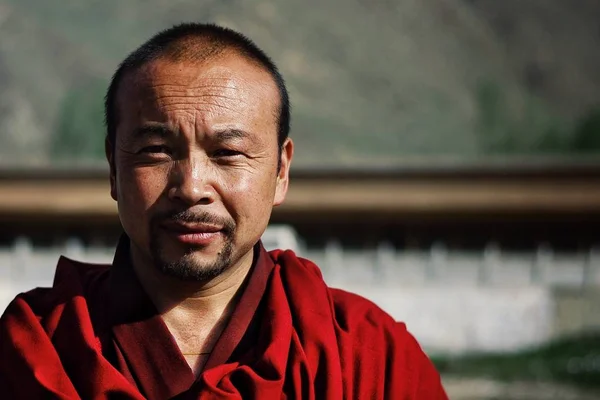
[
  {"left": 155, "top": 257, "right": 229, "bottom": 282},
  {"left": 151, "top": 242, "right": 234, "bottom": 282}
]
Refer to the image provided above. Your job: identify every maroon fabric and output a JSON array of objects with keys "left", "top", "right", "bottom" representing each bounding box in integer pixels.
[{"left": 0, "top": 237, "right": 448, "bottom": 399}]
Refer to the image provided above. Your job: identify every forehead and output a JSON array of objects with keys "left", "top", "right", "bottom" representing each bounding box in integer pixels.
[{"left": 116, "top": 54, "right": 280, "bottom": 129}]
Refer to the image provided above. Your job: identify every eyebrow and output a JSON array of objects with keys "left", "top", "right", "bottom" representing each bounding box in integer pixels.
[
  {"left": 130, "top": 125, "right": 251, "bottom": 142},
  {"left": 131, "top": 124, "right": 175, "bottom": 140},
  {"left": 212, "top": 128, "right": 251, "bottom": 142}
]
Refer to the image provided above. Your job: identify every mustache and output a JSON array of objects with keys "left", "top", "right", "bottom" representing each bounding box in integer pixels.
[{"left": 154, "top": 209, "right": 236, "bottom": 235}]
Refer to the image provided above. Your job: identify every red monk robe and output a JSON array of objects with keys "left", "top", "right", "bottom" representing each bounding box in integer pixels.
[{"left": 0, "top": 236, "right": 447, "bottom": 399}]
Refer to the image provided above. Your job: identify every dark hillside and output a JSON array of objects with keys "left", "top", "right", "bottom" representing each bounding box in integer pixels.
[{"left": 0, "top": 0, "right": 598, "bottom": 167}]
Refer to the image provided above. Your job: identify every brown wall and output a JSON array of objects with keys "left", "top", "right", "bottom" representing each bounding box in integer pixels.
[{"left": 2, "top": 163, "right": 600, "bottom": 249}]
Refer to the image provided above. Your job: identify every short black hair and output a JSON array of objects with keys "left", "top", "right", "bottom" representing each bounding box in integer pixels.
[{"left": 104, "top": 23, "right": 290, "bottom": 154}]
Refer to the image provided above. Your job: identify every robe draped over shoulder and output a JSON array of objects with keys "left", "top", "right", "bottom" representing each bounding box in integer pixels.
[{"left": 0, "top": 237, "right": 447, "bottom": 399}]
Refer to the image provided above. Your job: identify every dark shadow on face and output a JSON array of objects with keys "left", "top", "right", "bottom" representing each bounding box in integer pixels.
[{"left": 148, "top": 207, "right": 237, "bottom": 282}]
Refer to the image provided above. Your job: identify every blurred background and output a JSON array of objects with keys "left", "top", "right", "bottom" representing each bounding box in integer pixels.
[{"left": 1, "top": 0, "right": 600, "bottom": 398}]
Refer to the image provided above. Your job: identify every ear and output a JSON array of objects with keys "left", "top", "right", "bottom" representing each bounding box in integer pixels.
[
  {"left": 105, "top": 138, "right": 118, "bottom": 201},
  {"left": 274, "top": 138, "right": 294, "bottom": 207}
]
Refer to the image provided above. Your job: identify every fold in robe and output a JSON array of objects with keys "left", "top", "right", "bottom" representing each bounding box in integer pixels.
[{"left": 0, "top": 236, "right": 447, "bottom": 399}]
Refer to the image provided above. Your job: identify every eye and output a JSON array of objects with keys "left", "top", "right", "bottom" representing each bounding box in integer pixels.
[
  {"left": 139, "top": 145, "right": 171, "bottom": 155},
  {"left": 213, "top": 149, "right": 242, "bottom": 158}
]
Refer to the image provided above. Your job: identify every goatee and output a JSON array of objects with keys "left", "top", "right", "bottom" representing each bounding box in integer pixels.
[{"left": 149, "top": 209, "right": 236, "bottom": 281}]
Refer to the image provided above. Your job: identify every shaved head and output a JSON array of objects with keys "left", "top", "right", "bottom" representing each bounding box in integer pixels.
[{"left": 105, "top": 23, "right": 290, "bottom": 158}]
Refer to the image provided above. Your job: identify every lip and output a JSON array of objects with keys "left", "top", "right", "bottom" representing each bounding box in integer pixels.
[{"left": 160, "top": 222, "right": 223, "bottom": 246}]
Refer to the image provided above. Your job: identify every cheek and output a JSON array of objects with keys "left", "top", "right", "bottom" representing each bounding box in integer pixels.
[
  {"left": 220, "top": 169, "right": 276, "bottom": 221},
  {"left": 117, "top": 167, "right": 169, "bottom": 211}
]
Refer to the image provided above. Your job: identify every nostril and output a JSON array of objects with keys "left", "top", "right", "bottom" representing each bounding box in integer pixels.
[
  {"left": 197, "top": 196, "right": 213, "bottom": 205},
  {"left": 168, "top": 183, "right": 216, "bottom": 206}
]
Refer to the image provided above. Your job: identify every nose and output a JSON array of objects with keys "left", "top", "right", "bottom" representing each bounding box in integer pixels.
[{"left": 168, "top": 156, "right": 216, "bottom": 206}]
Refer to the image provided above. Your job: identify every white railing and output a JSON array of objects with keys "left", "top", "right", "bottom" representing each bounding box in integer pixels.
[
  {"left": 2, "top": 237, "right": 599, "bottom": 290},
  {"left": 308, "top": 241, "right": 600, "bottom": 288},
  {"left": 2, "top": 228, "right": 600, "bottom": 354}
]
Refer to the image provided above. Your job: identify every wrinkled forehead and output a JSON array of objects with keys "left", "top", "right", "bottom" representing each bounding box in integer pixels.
[{"left": 115, "top": 54, "right": 280, "bottom": 130}]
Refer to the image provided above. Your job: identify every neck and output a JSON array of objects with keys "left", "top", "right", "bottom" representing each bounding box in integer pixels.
[{"left": 129, "top": 244, "right": 256, "bottom": 376}]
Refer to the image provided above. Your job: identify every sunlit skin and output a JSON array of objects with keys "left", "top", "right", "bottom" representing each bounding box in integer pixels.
[{"left": 105, "top": 51, "right": 293, "bottom": 374}]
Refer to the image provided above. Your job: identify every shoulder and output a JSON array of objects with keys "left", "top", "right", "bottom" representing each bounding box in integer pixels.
[
  {"left": 327, "top": 287, "right": 424, "bottom": 361},
  {"left": 270, "top": 250, "right": 393, "bottom": 321},
  {"left": 52, "top": 256, "right": 111, "bottom": 299},
  {"left": 329, "top": 285, "right": 446, "bottom": 397},
  {"left": 266, "top": 249, "right": 447, "bottom": 397},
  {"left": 268, "top": 249, "right": 324, "bottom": 279},
  {"left": 329, "top": 287, "right": 397, "bottom": 329},
  {"left": 1, "top": 256, "right": 110, "bottom": 324},
  {"left": 269, "top": 249, "right": 404, "bottom": 337}
]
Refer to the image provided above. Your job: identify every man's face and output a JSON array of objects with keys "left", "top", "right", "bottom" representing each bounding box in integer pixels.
[{"left": 108, "top": 53, "right": 292, "bottom": 281}]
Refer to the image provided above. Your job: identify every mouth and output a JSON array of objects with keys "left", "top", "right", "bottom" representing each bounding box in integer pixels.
[{"left": 160, "top": 221, "right": 224, "bottom": 246}]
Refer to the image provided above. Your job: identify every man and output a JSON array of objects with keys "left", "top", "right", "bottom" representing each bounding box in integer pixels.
[{"left": 0, "top": 23, "right": 447, "bottom": 399}]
